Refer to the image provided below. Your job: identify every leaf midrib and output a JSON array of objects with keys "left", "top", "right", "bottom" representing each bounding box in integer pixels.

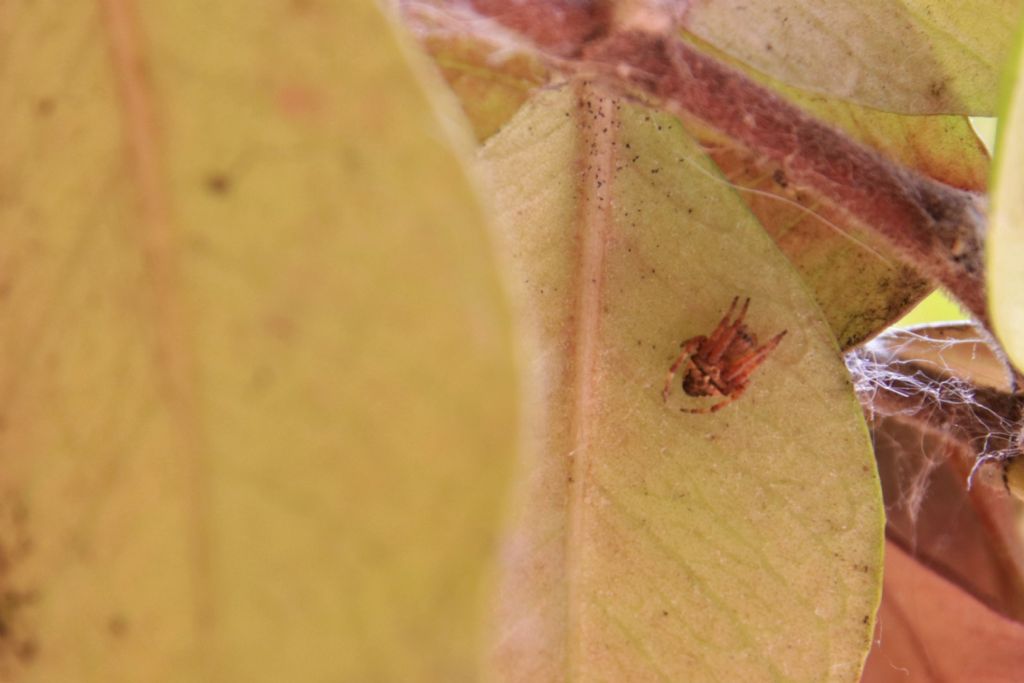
[
  {"left": 565, "top": 88, "right": 617, "bottom": 682},
  {"left": 99, "top": 0, "right": 211, "bottom": 663}
]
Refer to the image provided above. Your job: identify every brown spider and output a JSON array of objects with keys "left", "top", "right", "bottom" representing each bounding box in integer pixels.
[{"left": 661, "top": 297, "right": 787, "bottom": 413}]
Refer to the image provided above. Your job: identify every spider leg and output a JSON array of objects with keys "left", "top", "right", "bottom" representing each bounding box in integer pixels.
[
  {"left": 662, "top": 336, "right": 703, "bottom": 401},
  {"left": 722, "top": 330, "right": 787, "bottom": 383},
  {"left": 679, "top": 383, "right": 748, "bottom": 414},
  {"left": 706, "top": 297, "right": 751, "bottom": 365},
  {"left": 714, "top": 296, "right": 742, "bottom": 335}
]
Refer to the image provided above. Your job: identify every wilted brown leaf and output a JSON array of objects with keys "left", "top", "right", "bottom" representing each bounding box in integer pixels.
[
  {"left": 859, "top": 324, "right": 1024, "bottom": 680},
  {"left": 863, "top": 542, "right": 1024, "bottom": 682}
]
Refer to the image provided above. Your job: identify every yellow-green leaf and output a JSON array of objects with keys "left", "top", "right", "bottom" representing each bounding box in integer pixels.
[
  {"left": 0, "top": 1, "right": 517, "bottom": 680},
  {"left": 989, "top": 15, "right": 1024, "bottom": 373},
  {"left": 684, "top": 0, "right": 1023, "bottom": 115},
  {"left": 481, "top": 87, "right": 883, "bottom": 681}
]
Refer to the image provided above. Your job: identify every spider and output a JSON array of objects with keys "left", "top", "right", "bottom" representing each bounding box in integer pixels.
[{"left": 661, "top": 297, "right": 787, "bottom": 413}]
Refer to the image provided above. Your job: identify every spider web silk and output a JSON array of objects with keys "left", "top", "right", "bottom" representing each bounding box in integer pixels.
[{"left": 845, "top": 326, "right": 1022, "bottom": 529}]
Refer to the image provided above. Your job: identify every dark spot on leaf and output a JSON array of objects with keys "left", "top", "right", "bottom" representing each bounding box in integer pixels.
[
  {"left": 16, "top": 640, "right": 35, "bottom": 663},
  {"left": 0, "top": 493, "right": 38, "bottom": 674},
  {"left": 108, "top": 615, "right": 129, "bottom": 638},
  {"left": 35, "top": 99, "right": 55, "bottom": 117},
  {"left": 205, "top": 173, "right": 232, "bottom": 195}
]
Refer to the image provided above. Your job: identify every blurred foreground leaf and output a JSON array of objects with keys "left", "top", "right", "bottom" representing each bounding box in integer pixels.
[
  {"left": 0, "top": 1, "right": 517, "bottom": 680},
  {"left": 989, "top": 14, "right": 1024, "bottom": 372},
  {"left": 481, "top": 87, "right": 883, "bottom": 682}
]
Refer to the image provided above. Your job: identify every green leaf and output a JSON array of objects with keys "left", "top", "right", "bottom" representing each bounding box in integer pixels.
[
  {"left": 989, "top": 14, "right": 1024, "bottom": 373},
  {"left": 481, "top": 87, "right": 883, "bottom": 681},
  {"left": 683, "top": 0, "right": 1023, "bottom": 115},
  {"left": 897, "top": 291, "right": 969, "bottom": 327},
  {"left": 0, "top": 1, "right": 517, "bottom": 679}
]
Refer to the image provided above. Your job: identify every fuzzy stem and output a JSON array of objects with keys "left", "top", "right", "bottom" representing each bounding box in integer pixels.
[
  {"left": 581, "top": 32, "right": 990, "bottom": 328},
  {"left": 457, "top": 0, "right": 994, "bottom": 336}
]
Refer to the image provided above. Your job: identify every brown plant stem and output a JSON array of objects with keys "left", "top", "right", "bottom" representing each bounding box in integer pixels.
[
  {"left": 455, "top": 0, "right": 994, "bottom": 342},
  {"left": 582, "top": 32, "right": 989, "bottom": 325}
]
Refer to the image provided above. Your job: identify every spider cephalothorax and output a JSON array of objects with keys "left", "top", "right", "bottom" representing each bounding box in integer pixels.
[{"left": 662, "top": 297, "right": 786, "bottom": 413}]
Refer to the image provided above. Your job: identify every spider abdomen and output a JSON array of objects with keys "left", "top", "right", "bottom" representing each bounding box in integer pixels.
[
  {"left": 662, "top": 297, "right": 787, "bottom": 413},
  {"left": 682, "top": 365, "right": 721, "bottom": 397}
]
